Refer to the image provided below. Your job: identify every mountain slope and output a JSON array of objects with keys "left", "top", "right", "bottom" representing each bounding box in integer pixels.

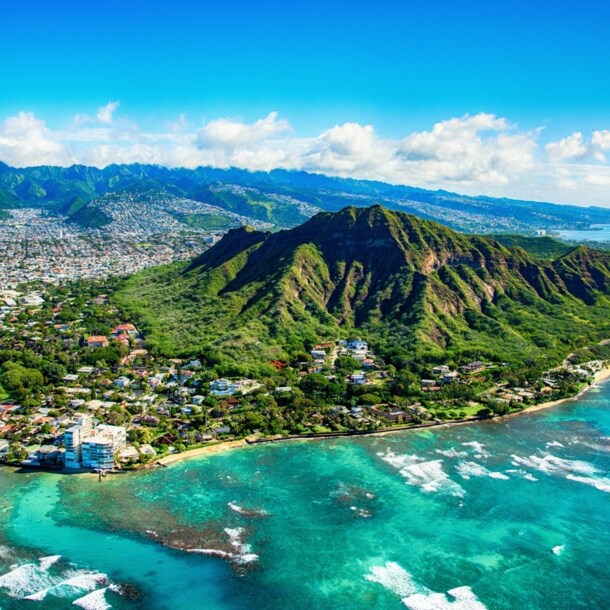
[
  {"left": 114, "top": 206, "right": 610, "bottom": 371},
  {"left": 2, "top": 162, "right": 610, "bottom": 233}
]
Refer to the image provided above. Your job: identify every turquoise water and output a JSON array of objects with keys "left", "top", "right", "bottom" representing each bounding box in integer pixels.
[{"left": 2, "top": 384, "right": 610, "bottom": 609}]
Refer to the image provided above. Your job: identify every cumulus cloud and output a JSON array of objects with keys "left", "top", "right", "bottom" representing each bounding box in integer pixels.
[
  {"left": 592, "top": 130, "right": 610, "bottom": 150},
  {"left": 97, "top": 101, "right": 120, "bottom": 124},
  {"left": 545, "top": 132, "right": 588, "bottom": 162},
  {"left": 0, "top": 112, "right": 72, "bottom": 166},
  {"left": 196, "top": 111, "right": 290, "bottom": 149},
  {"left": 301, "top": 123, "right": 393, "bottom": 175},
  {"left": 1, "top": 107, "right": 610, "bottom": 205},
  {"left": 395, "top": 114, "right": 535, "bottom": 185}
]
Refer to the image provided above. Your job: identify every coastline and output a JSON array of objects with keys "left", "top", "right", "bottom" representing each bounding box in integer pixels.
[
  {"left": 151, "top": 364, "right": 610, "bottom": 468},
  {"left": 4, "top": 365, "right": 608, "bottom": 475},
  {"left": 155, "top": 439, "right": 248, "bottom": 466},
  {"left": 515, "top": 365, "right": 610, "bottom": 416}
]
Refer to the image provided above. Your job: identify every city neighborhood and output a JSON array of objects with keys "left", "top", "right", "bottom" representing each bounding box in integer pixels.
[{"left": 1, "top": 282, "right": 605, "bottom": 474}]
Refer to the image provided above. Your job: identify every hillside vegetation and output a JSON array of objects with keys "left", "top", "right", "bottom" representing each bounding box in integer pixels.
[{"left": 114, "top": 206, "right": 610, "bottom": 375}]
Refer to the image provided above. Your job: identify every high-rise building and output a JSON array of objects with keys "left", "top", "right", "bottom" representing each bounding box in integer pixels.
[
  {"left": 64, "top": 414, "right": 93, "bottom": 468},
  {"left": 81, "top": 425, "right": 127, "bottom": 470}
]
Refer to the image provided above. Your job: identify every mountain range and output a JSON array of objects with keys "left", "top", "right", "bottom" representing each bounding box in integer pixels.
[
  {"left": 2, "top": 162, "right": 610, "bottom": 233},
  {"left": 114, "top": 205, "right": 610, "bottom": 372}
]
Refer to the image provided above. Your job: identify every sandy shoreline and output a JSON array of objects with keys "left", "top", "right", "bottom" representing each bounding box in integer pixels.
[
  {"left": 151, "top": 365, "right": 610, "bottom": 467},
  {"left": 516, "top": 365, "right": 610, "bottom": 415},
  {"left": 156, "top": 439, "right": 248, "bottom": 466}
]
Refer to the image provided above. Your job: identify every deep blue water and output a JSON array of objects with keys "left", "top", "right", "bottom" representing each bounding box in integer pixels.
[{"left": 1, "top": 383, "right": 610, "bottom": 609}]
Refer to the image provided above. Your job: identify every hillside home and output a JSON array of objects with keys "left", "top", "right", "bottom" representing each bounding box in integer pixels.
[{"left": 86, "top": 335, "right": 109, "bottom": 348}]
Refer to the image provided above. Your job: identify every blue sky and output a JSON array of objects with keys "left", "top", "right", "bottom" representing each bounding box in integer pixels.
[{"left": 2, "top": 0, "right": 610, "bottom": 205}]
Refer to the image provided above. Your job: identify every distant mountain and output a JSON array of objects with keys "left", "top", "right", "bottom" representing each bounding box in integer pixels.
[
  {"left": 114, "top": 206, "right": 610, "bottom": 370},
  {"left": 1, "top": 162, "right": 610, "bottom": 233}
]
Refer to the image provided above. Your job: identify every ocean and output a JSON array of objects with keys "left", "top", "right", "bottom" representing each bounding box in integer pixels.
[
  {"left": 1, "top": 382, "right": 610, "bottom": 609},
  {"left": 557, "top": 224, "right": 610, "bottom": 244}
]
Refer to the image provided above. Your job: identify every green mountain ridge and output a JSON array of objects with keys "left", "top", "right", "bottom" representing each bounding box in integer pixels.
[
  {"left": 2, "top": 161, "right": 610, "bottom": 233},
  {"left": 115, "top": 206, "right": 610, "bottom": 373}
]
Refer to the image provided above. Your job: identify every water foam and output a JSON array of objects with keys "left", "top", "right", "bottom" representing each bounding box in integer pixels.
[
  {"left": 403, "top": 460, "right": 465, "bottom": 497},
  {"left": 228, "top": 501, "right": 269, "bottom": 517},
  {"left": 565, "top": 474, "right": 610, "bottom": 493},
  {"left": 189, "top": 527, "right": 258, "bottom": 565},
  {"left": 552, "top": 545, "right": 565, "bottom": 556},
  {"left": 511, "top": 453, "right": 598, "bottom": 477},
  {"left": 0, "top": 558, "right": 62, "bottom": 598},
  {"left": 72, "top": 587, "right": 111, "bottom": 610},
  {"left": 511, "top": 452, "right": 610, "bottom": 493},
  {"left": 403, "top": 585, "right": 488, "bottom": 610},
  {"left": 378, "top": 450, "right": 424, "bottom": 470},
  {"left": 456, "top": 461, "right": 509, "bottom": 481},
  {"left": 379, "top": 451, "right": 465, "bottom": 497},
  {"left": 436, "top": 448, "right": 469, "bottom": 459},
  {"left": 24, "top": 570, "right": 107, "bottom": 601},
  {"left": 350, "top": 506, "right": 373, "bottom": 518},
  {"left": 224, "top": 527, "right": 259, "bottom": 564},
  {"left": 364, "top": 561, "right": 418, "bottom": 598},
  {"left": 461, "top": 442, "right": 489, "bottom": 458},
  {"left": 365, "top": 562, "right": 487, "bottom": 609}
]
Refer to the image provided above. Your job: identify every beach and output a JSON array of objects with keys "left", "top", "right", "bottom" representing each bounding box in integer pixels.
[
  {"left": 156, "top": 439, "right": 249, "bottom": 465},
  {"left": 518, "top": 365, "right": 610, "bottom": 415},
  {"left": 149, "top": 364, "right": 610, "bottom": 468}
]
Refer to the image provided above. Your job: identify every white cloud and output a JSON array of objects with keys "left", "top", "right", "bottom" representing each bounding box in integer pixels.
[
  {"left": 301, "top": 122, "right": 393, "bottom": 175},
  {"left": 0, "top": 112, "right": 72, "bottom": 167},
  {"left": 2, "top": 107, "right": 610, "bottom": 205},
  {"left": 196, "top": 111, "right": 290, "bottom": 149},
  {"left": 97, "top": 101, "right": 120, "bottom": 124},
  {"left": 585, "top": 173, "right": 610, "bottom": 186},
  {"left": 395, "top": 114, "right": 535, "bottom": 185},
  {"left": 545, "top": 132, "right": 588, "bottom": 162},
  {"left": 592, "top": 130, "right": 610, "bottom": 150}
]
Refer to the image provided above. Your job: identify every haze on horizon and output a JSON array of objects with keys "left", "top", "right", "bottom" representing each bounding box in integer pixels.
[{"left": 2, "top": 0, "right": 610, "bottom": 207}]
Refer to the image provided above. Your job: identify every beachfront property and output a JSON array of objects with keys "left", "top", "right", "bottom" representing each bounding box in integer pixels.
[
  {"left": 81, "top": 425, "right": 127, "bottom": 470},
  {"left": 64, "top": 415, "right": 126, "bottom": 470},
  {"left": 64, "top": 414, "right": 94, "bottom": 468}
]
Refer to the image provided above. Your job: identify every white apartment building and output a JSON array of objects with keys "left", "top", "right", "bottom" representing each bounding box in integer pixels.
[
  {"left": 81, "top": 425, "right": 127, "bottom": 470},
  {"left": 64, "top": 414, "right": 94, "bottom": 468}
]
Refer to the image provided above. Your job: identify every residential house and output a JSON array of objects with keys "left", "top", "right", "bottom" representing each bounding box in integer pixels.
[{"left": 86, "top": 335, "right": 109, "bottom": 349}]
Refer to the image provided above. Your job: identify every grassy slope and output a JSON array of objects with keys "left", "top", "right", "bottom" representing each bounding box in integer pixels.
[
  {"left": 491, "top": 234, "right": 575, "bottom": 259},
  {"left": 114, "top": 207, "right": 610, "bottom": 370}
]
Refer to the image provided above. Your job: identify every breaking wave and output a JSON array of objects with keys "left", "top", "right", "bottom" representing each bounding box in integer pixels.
[
  {"left": 456, "top": 461, "right": 509, "bottom": 481},
  {"left": 379, "top": 451, "right": 465, "bottom": 497},
  {"left": 0, "top": 553, "right": 116, "bottom": 606},
  {"left": 511, "top": 453, "right": 597, "bottom": 476},
  {"left": 565, "top": 474, "right": 610, "bottom": 493},
  {"left": 188, "top": 527, "right": 258, "bottom": 565},
  {"left": 72, "top": 587, "right": 112, "bottom": 610},
  {"left": 436, "top": 448, "right": 469, "bottom": 459},
  {"left": 461, "top": 442, "right": 489, "bottom": 458},
  {"left": 365, "top": 561, "right": 487, "bottom": 609},
  {"left": 0, "top": 556, "right": 63, "bottom": 599},
  {"left": 512, "top": 452, "right": 610, "bottom": 493}
]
